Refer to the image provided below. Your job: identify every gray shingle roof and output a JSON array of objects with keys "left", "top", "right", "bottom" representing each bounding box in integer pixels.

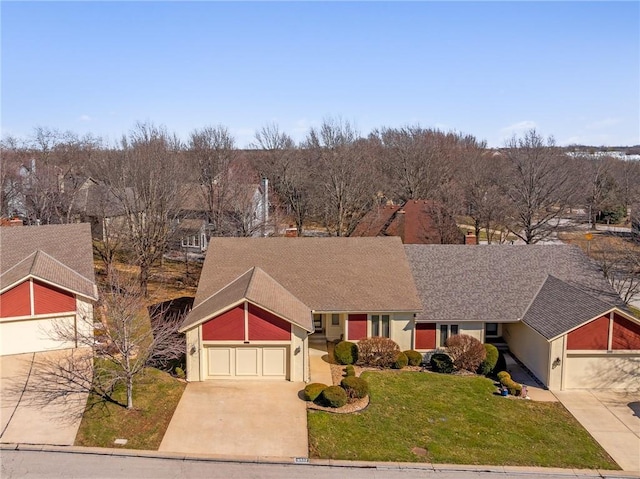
[
  {"left": 1, "top": 223, "right": 97, "bottom": 300},
  {"left": 194, "top": 237, "right": 422, "bottom": 313},
  {"left": 522, "top": 275, "right": 614, "bottom": 339},
  {"left": 180, "top": 267, "right": 312, "bottom": 332},
  {"left": 405, "top": 244, "right": 623, "bottom": 324}
]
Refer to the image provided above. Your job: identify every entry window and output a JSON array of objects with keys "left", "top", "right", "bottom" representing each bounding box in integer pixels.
[
  {"left": 331, "top": 314, "right": 340, "bottom": 326},
  {"left": 371, "top": 315, "right": 390, "bottom": 338},
  {"left": 313, "top": 314, "right": 322, "bottom": 331},
  {"left": 440, "top": 324, "right": 459, "bottom": 347},
  {"left": 485, "top": 323, "right": 498, "bottom": 337}
]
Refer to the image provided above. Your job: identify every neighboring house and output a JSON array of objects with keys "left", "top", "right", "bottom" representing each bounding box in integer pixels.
[
  {"left": 176, "top": 218, "right": 208, "bottom": 253},
  {"left": 352, "top": 200, "right": 463, "bottom": 244},
  {"left": 0, "top": 223, "right": 98, "bottom": 355},
  {"left": 179, "top": 237, "right": 422, "bottom": 382},
  {"left": 70, "top": 177, "right": 130, "bottom": 241},
  {"left": 406, "top": 244, "right": 640, "bottom": 390}
]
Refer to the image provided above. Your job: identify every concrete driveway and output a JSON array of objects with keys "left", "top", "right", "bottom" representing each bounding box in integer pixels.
[
  {"left": 554, "top": 389, "right": 640, "bottom": 472},
  {"left": 0, "top": 350, "right": 89, "bottom": 446},
  {"left": 159, "top": 380, "right": 308, "bottom": 459}
]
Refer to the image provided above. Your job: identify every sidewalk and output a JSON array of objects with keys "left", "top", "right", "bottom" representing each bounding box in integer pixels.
[
  {"left": 308, "top": 340, "right": 333, "bottom": 385},
  {"left": 503, "top": 351, "right": 557, "bottom": 402}
]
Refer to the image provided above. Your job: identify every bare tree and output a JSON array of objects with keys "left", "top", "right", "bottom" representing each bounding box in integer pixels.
[
  {"left": 592, "top": 236, "right": 640, "bottom": 305},
  {"left": 92, "top": 123, "right": 184, "bottom": 295},
  {"left": 27, "top": 272, "right": 185, "bottom": 412},
  {"left": 305, "top": 118, "right": 378, "bottom": 236},
  {"left": 503, "top": 130, "right": 575, "bottom": 244},
  {"left": 187, "top": 125, "right": 236, "bottom": 234},
  {"left": 251, "top": 123, "right": 310, "bottom": 235}
]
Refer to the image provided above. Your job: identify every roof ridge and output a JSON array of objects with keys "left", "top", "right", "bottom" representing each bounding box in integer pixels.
[
  {"left": 31, "top": 249, "right": 98, "bottom": 286},
  {"left": 189, "top": 267, "right": 255, "bottom": 314},
  {"left": 518, "top": 274, "right": 550, "bottom": 321},
  {"left": 0, "top": 251, "right": 38, "bottom": 279}
]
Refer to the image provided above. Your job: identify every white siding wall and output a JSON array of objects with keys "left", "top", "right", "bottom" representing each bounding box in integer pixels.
[
  {"left": 0, "top": 315, "right": 76, "bottom": 355},
  {"left": 291, "top": 325, "right": 308, "bottom": 382},
  {"left": 391, "top": 313, "right": 414, "bottom": 351},
  {"left": 325, "top": 314, "right": 343, "bottom": 341},
  {"left": 77, "top": 297, "right": 94, "bottom": 340},
  {"left": 185, "top": 327, "right": 201, "bottom": 381},
  {"left": 503, "top": 322, "right": 550, "bottom": 386}
]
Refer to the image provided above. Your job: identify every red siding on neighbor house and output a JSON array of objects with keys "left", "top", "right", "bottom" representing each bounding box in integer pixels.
[
  {"left": 32, "top": 280, "right": 76, "bottom": 315},
  {"left": 202, "top": 304, "right": 245, "bottom": 341},
  {"left": 247, "top": 304, "right": 291, "bottom": 341},
  {"left": 0, "top": 281, "right": 31, "bottom": 318},
  {"left": 567, "top": 315, "right": 609, "bottom": 350},
  {"left": 612, "top": 314, "right": 640, "bottom": 350},
  {"left": 347, "top": 314, "right": 367, "bottom": 340},
  {"left": 415, "top": 322, "right": 436, "bottom": 349}
]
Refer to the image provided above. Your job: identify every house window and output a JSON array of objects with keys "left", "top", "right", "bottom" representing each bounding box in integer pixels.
[
  {"left": 440, "top": 324, "right": 459, "bottom": 347},
  {"left": 485, "top": 323, "right": 498, "bottom": 337},
  {"left": 371, "top": 315, "right": 390, "bottom": 338},
  {"left": 331, "top": 314, "right": 340, "bottom": 326}
]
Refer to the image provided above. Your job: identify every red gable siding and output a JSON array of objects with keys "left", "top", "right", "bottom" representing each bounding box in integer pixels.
[
  {"left": 415, "top": 323, "right": 436, "bottom": 349},
  {"left": 33, "top": 280, "right": 76, "bottom": 315},
  {"left": 0, "top": 281, "right": 31, "bottom": 318},
  {"left": 202, "top": 304, "right": 245, "bottom": 341},
  {"left": 347, "top": 314, "right": 367, "bottom": 341},
  {"left": 612, "top": 314, "right": 640, "bottom": 350},
  {"left": 247, "top": 304, "right": 291, "bottom": 341},
  {"left": 567, "top": 315, "right": 609, "bottom": 350}
]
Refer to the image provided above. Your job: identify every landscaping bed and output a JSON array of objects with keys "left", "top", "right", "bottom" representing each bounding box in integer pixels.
[{"left": 308, "top": 371, "right": 618, "bottom": 469}]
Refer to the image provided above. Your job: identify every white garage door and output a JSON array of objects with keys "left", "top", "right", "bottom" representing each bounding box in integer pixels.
[
  {"left": 565, "top": 354, "right": 640, "bottom": 389},
  {"left": 205, "top": 346, "right": 289, "bottom": 380},
  {"left": 0, "top": 317, "right": 75, "bottom": 356}
]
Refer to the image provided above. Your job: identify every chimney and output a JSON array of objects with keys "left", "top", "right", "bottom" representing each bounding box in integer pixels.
[
  {"left": 397, "top": 208, "right": 406, "bottom": 244},
  {"left": 261, "top": 177, "right": 269, "bottom": 236},
  {"left": 464, "top": 231, "right": 477, "bottom": 245},
  {"left": 284, "top": 224, "right": 297, "bottom": 237}
]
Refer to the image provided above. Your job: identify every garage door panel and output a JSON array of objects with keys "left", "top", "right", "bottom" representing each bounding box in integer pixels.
[
  {"left": 565, "top": 355, "right": 640, "bottom": 389},
  {"left": 208, "top": 348, "right": 232, "bottom": 376},
  {"left": 262, "top": 347, "right": 287, "bottom": 377},
  {"left": 236, "top": 348, "right": 259, "bottom": 376},
  {"left": 205, "top": 345, "right": 289, "bottom": 380}
]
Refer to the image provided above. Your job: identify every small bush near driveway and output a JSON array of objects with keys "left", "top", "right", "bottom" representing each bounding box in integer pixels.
[
  {"left": 357, "top": 337, "right": 400, "bottom": 368},
  {"left": 308, "top": 371, "right": 617, "bottom": 469},
  {"left": 334, "top": 341, "right": 358, "bottom": 365}
]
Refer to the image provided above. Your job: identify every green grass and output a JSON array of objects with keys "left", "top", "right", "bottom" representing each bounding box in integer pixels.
[
  {"left": 628, "top": 304, "right": 640, "bottom": 319},
  {"left": 308, "top": 371, "right": 618, "bottom": 469},
  {"left": 75, "top": 367, "right": 185, "bottom": 450}
]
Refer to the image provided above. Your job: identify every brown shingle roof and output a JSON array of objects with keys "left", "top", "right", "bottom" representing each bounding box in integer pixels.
[
  {"left": 180, "top": 267, "right": 312, "bottom": 332},
  {"left": 193, "top": 237, "right": 422, "bottom": 313},
  {"left": 406, "top": 244, "right": 624, "bottom": 324},
  {"left": 0, "top": 223, "right": 97, "bottom": 299}
]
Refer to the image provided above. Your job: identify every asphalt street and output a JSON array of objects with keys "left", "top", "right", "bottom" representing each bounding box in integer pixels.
[{"left": 0, "top": 450, "right": 636, "bottom": 479}]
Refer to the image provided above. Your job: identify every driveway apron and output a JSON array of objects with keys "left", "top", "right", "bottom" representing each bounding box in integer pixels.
[
  {"left": 0, "top": 351, "right": 88, "bottom": 446},
  {"left": 159, "top": 380, "right": 308, "bottom": 459},
  {"left": 554, "top": 389, "right": 640, "bottom": 472}
]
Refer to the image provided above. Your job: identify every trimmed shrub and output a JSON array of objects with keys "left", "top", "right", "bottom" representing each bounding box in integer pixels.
[
  {"left": 321, "top": 385, "right": 348, "bottom": 408},
  {"left": 496, "top": 371, "right": 511, "bottom": 383},
  {"left": 430, "top": 352, "right": 455, "bottom": 374},
  {"left": 404, "top": 350, "right": 423, "bottom": 367},
  {"left": 445, "top": 334, "right": 486, "bottom": 372},
  {"left": 340, "top": 376, "right": 369, "bottom": 399},
  {"left": 393, "top": 351, "right": 408, "bottom": 369},
  {"left": 357, "top": 337, "right": 400, "bottom": 368},
  {"left": 304, "top": 383, "right": 328, "bottom": 402},
  {"left": 334, "top": 341, "right": 358, "bottom": 365},
  {"left": 344, "top": 365, "right": 355, "bottom": 377},
  {"left": 501, "top": 378, "right": 522, "bottom": 396},
  {"left": 478, "top": 344, "right": 499, "bottom": 376},
  {"left": 174, "top": 367, "right": 186, "bottom": 379},
  {"left": 494, "top": 350, "right": 507, "bottom": 376}
]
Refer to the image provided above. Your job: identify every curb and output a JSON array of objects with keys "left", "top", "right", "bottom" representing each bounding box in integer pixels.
[{"left": 1, "top": 443, "right": 638, "bottom": 478}]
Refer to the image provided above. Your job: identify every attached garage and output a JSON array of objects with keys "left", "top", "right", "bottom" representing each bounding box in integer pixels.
[{"left": 180, "top": 267, "right": 313, "bottom": 382}]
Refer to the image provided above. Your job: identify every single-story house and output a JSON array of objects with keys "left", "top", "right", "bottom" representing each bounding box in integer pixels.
[
  {"left": 0, "top": 223, "right": 98, "bottom": 355},
  {"left": 406, "top": 244, "right": 640, "bottom": 390},
  {"left": 179, "top": 237, "right": 422, "bottom": 382},
  {"left": 175, "top": 218, "right": 209, "bottom": 253}
]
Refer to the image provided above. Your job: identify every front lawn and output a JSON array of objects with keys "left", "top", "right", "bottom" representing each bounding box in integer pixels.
[
  {"left": 75, "top": 367, "right": 185, "bottom": 450},
  {"left": 308, "top": 371, "right": 617, "bottom": 469}
]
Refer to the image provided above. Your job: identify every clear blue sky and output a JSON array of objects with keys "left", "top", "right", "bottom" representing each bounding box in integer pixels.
[{"left": 2, "top": 1, "right": 638, "bottom": 148}]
